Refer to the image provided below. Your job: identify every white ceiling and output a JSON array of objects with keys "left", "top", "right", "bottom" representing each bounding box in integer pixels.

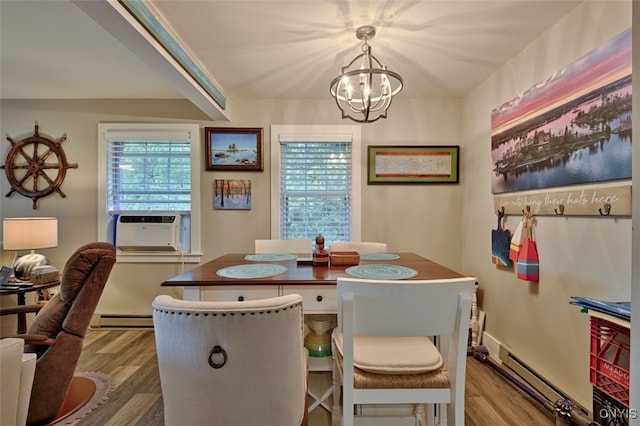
[{"left": 1, "top": 1, "right": 582, "bottom": 113}]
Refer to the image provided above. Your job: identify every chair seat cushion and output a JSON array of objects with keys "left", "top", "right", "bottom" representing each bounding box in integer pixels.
[
  {"left": 334, "top": 333, "right": 443, "bottom": 374},
  {"left": 333, "top": 342, "right": 450, "bottom": 390}
]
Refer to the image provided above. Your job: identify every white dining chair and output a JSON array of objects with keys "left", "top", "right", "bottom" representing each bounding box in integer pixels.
[
  {"left": 329, "top": 241, "right": 388, "bottom": 253},
  {"left": 255, "top": 239, "right": 312, "bottom": 254},
  {"left": 153, "top": 294, "right": 308, "bottom": 426},
  {"left": 331, "top": 276, "right": 476, "bottom": 426}
]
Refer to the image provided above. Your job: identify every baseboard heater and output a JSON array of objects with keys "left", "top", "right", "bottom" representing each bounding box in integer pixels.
[
  {"left": 498, "top": 345, "right": 589, "bottom": 415},
  {"left": 92, "top": 314, "right": 153, "bottom": 328}
]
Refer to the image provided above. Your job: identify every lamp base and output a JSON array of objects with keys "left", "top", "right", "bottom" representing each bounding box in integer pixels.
[{"left": 13, "top": 252, "right": 49, "bottom": 280}]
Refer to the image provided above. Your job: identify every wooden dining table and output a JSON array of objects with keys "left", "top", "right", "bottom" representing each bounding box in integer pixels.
[
  {"left": 161, "top": 251, "right": 478, "bottom": 341},
  {"left": 161, "top": 252, "right": 473, "bottom": 310},
  {"left": 162, "top": 252, "right": 467, "bottom": 286}
]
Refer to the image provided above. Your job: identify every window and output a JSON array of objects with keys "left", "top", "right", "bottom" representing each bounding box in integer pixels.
[
  {"left": 107, "top": 139, "right": 191, "bottom": 211},
  {"left": 98, "top": 123, "right": 201, "bottom": 263},
  {"left": 270, "top": 125, "right": 361, "bottom": 247}
]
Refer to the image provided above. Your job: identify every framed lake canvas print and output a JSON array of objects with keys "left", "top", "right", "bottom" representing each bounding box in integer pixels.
[
  {"left": 367, "top": 145, "right": 460, "bottom": 184},
  {"left": 490, "top": 28, "right": 631, "bottom": 194},
  {"left": 205, "top": 127, "right": 263, "bottom": 171}
]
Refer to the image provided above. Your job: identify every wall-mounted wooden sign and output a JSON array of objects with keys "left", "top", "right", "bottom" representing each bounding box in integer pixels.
[{"left": 493, "top": 182, "right": 631, "bottom": 217}]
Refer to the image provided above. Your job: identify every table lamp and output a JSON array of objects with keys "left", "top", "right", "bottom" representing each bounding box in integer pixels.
[{"left": 2, "top": 217, "right": 58, "bottom": 280}]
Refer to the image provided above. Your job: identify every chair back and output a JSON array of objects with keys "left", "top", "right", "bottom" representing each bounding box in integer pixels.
[
  {"left": 255, "top": 239, "right": 311, "bottom": 253},
  {"left": 153, "top": 294, "right": 307, "bottom": 426},
  {"left": 337, "top": 277, "right": 474, "bottom": 337},
  {"left": 336, "top": 276, "right": 475, "bottom": 392},
  {"left": 330, "top": 242, "right": 388, "bottom": 253},
  {"left": 26, "top": 242, "right": 116, "bottom": 424}
]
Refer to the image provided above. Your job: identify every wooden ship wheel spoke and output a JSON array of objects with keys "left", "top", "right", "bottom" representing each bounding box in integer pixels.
[{"left": 1, "top": 124, "right": 78, "bottom": 209}]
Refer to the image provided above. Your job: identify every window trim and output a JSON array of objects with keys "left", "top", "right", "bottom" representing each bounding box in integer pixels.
[
  {"left": 97, "top": 123, "right": 202, "bottom": 263},
  {"left": 270, "top": 124, "right": 361, "bottom": 242}
]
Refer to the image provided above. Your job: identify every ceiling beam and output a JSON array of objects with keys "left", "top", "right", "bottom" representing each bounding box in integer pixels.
[{"left": 72, "top": 0, "right": 230, "bottom": 121}]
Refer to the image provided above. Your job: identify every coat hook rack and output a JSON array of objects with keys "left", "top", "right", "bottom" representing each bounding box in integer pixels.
[
  {"left": 599, "top": 203, "right": 611, "bottom": 216},
  {"left": 493, "top": 183, "right": 630, "bottom": 217}
]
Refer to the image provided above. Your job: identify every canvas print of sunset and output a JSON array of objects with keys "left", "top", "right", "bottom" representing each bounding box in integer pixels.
[{"left": 491, "top": 28, "right": 632, "bottom": 194}]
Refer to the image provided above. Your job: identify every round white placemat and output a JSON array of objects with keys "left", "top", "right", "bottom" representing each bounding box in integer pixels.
[
  {"left": 244, "top": 253, "right": 298, "bottom": 262},
  {"left": 216, "top": 264, "right": 288, "bottom": 279},
  {"left": 359, "top": 253, "right": 400, "bottom": 261},
  {"left": 345, "top": 264, "right": 418, "bottom": 280}
]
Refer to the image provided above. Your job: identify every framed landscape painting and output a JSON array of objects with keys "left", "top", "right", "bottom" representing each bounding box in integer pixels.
[
  {"left": 205, "top": 127, "right": 263, "bottom": 171},
  {"left": 214, "top": 179, "right": 252, "bottom": 210},
  {"left": 367, "top": 146, "right": 459, "bottom": 184}
]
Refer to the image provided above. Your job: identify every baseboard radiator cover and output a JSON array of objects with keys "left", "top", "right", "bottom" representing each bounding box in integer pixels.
[
  {"left": 91, "top": 314, "right": 153, "bottom": 328},
  {"left": 482, "top": 332, "right": 589, "bottom": 415}
]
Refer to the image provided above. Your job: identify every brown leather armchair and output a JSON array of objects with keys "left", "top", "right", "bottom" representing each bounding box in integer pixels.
[{"left": 7, "top": 242, "right": 116, "bottom": 424}]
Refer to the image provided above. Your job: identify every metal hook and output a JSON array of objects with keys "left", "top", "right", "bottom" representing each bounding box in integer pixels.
[
  {"left": 554, "top": 204, "right": 565, "bottom": 215},
  {"left": 496, "top": 207, "right": 506, "bottom": 228},
  {"left": 599, "top": 203, "right": 611, "bottom": 216}
]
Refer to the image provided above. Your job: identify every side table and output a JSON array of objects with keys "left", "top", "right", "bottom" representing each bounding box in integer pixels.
[{"left": 0, "top": 280, "right": 60, "bottom": 334}]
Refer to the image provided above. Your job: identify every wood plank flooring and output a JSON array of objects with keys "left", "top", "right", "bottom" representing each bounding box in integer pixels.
[{"left": 71, "top": 328, "right": 556, "bottom": 425}]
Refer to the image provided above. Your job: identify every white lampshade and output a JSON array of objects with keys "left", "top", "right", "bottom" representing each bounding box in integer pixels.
[{"left": 2, "top": 217, "right": 58, "bottom": 250}]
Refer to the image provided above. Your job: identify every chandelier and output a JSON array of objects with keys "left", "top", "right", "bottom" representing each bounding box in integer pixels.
[{"left": 330, "top": 25, "right": 403, "bottom": 123}]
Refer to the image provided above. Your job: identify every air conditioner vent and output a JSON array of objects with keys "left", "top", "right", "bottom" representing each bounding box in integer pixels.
[
  {"left": 115, "top": 214, "right": 181, "bottom": 251},
  {"left": 119, "top": 215, "right": 177, "bottom": 224}
]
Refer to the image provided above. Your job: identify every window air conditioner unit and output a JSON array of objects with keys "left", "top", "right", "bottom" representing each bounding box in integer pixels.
[{"left": 115, "top": 214, "right": 181, "bottom": 251}]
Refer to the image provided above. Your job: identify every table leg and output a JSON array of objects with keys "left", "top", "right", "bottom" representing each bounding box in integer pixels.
[
  {"left": 331, "top": 356, "right": 341, "bottom": 426},
  {"left": 470, "top": 282, "right": 479, "bottom": 347},
  {"left": 16, "top": 293, "right": 27, "bottom": 334},
  {"left": 183, "top": 286, "right": 202, "bottom": 301}
]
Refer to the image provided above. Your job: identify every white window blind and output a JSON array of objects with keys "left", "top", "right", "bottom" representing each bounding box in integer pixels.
[
  {"left": 107, "top": 138, "right": 191, "bottom": 212},
  {"left": 279, "top": 140, "right": 352, "bottom": 244},
  {"left": 98, "top": 123, "right": 202, "bottom": 263}
]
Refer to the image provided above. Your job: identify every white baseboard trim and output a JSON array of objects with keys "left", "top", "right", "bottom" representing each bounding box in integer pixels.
[
  {"left": 479, "top": 330, "right": 588, "bottom": 415},
  {"left": 480, "top": 331, "right": 502, "bottom": 361},
  {"left": 91, "top": 314, "right": 153, "bottom": 328}
]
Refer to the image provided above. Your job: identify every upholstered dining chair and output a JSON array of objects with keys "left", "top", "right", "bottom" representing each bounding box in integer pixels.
[
  {"left": 255, "top": 238, "right": 312, "bottom": 254},
  {"left": 3, "top": 242, "right": 116, "bottom": 424},
  {"left": 329, "top": 241, "right": 388, "bottom": 253},
  {"left": 331, "top": 276, "right": 476, "bottom": 426},
  {"left": 153, "top": 294, "right": 308, "bottom": 426}
]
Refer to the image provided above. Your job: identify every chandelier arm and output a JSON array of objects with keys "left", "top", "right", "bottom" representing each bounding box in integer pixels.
[
  {"left": 330, "top": 70, "right": 402, "bottom": 99},
  {"left": 342, "top": 53, "right": 366, "bottom": 74}
]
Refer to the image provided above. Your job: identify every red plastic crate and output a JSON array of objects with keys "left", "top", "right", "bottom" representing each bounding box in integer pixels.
[{"left": 590, "top": 316, "right": 630, "bottom": 407}]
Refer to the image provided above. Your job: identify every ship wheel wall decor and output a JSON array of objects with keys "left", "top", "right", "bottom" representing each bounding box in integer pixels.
[{"left": 1, "top": 124, "right": 78, "bottom": 209}]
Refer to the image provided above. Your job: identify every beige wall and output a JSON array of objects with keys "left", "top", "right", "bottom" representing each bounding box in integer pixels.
[
  {"left": 0, "top": 0, "right": 635, "bottom": 411},
  {"left": 0, "top": 99, "right": 210, "bottom": 325},
  {"left": 461, "top": 1, "right": 633, "bottom": 409},
  {"left": 216, "top": 97, "right": 464, "bottom": 264},
  {"left": 0, "top": 97, "right": 463, "bottom": 318}
]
